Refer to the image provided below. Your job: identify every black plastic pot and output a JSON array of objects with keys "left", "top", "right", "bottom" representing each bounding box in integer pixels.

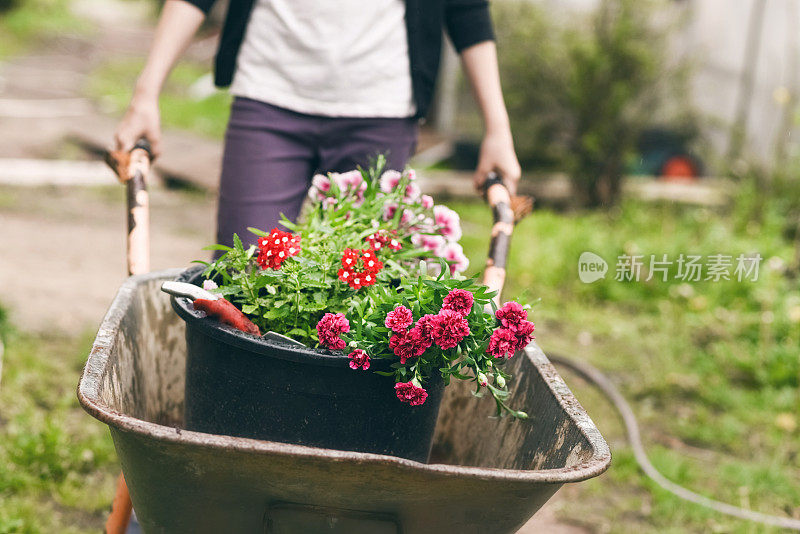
[{"left": 171, "top": 267, "right": 445, "bottom": 462}]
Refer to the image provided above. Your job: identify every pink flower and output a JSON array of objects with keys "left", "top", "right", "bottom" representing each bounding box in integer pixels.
[
  {"left": 420, "top": 194, "right": 434, "bottom": 209},
  {"left": 385, "top": 305, "right": 413, "bottom": 332},
  {"left": 411, "top": 233, "right": 445, "bottom": 252},
  {"left": 394, "top": 381, "right": 428, "bottom": 406},
  {"left": 348, "top": 349, "right": 370, "bottom": 370},
  {"left": 380, "top": 170, "right": 402, "bottom": 193},
  {"left": 202, "top": 279, "right": 218, "bottom": 291},
  {"left": 383, "top": 202, "right": 398, "bottom": 221},
  {"left": 442, "top": 289, "right": 474, "bottom": 317},
  {"left": 433, "top": 205, "right": 462, "bottom": 241},
  {"left": 383, "top": 203, "right": 413, "bottom": 224},
  {"left": 330, "top": 170, "right": 367, "bottom": 204},
  {"left": 333, "top": 170, "right": 366, "bottom": 193},
  {"left": 409, "top": 314, "right": 436, "bottom": 352},
  {"left": 316, "top": 313, "right": 350, "bottom": 350},
  {"left": 487, "top": 327, "right": 518, "bottom": 359},
  {"left": 496, "top": 301, "right": 528, "bottom": 330},
  {"left": 430, "top": 309, "right": 470, "bottom": 350},
  {"left": 406, "top": 169, "right": 417, "bottom": 181},
  {"left": 513, "top": 320, "right": 535, "bottom": 350},
  {"left": 404, "top": 182, "right": 421, "bottom": 202},
  {"left": 312, "top": 173, "right": 331, "bottom": 192},
  {"left": 308, "top": 174, "right": 331, "bottom": 202},
  {"left": 439, "top": 242, "right": 469, "bottom": 275},
  {"left": 389, "top": 330, "right": 424, "bottom": 363}
]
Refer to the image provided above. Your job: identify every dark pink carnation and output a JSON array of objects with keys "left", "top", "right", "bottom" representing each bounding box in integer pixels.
[
  {"left": 394, "top": 381, "right": 428, "bottom": 406},
  {"left": 442, "top": 289, "right": 474, "bottom": 317},
  {"left": 385, "top": 305, "right": 413, "bottom": 332},
  {"left": 414, "top": 314, "right": 437, "bottom": 339},
  {"left": 389, "top": 330, "right": 425, "bottom": 363},
  {"left": 348, "top": 348, "right": 370, "bottom": 370},
  {"left": 487, "top": 327, "right": 518, "bottom": 359},
  {"left": 409, "top": 315, "right": 435, "bottom": 352},
  {"left": 496, "top": 301, "right": 528, "bottom": 330},
  {"left": 316, "top": 312, "right": 350, "bottom": 350},
  {"left": 513, "top": 320, "right": 535, "bottom": 351},
  {"left": 430, "top": 309, "right": 470, "bottom": 350}
]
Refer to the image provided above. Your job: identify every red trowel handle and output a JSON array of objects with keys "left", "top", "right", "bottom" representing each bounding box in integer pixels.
[
  {"left": 194, "top": 298, "right": 262, "bottom": 336},
  {"left": 160, "top": 281, "right": 262, "bottom": 336}
]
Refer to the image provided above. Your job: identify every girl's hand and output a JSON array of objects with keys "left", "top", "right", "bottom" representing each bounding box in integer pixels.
[
  {"left": 114, "top": 95, "right": 162, "bottom": 157},
  {"left": 474, "top": 129, "right": 521, "bottom": 195}
]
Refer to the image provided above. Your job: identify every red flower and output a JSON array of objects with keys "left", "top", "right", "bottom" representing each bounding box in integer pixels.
[
  {"left": 256, "top": 228, "right": 301, "bottom": 270},
  {"left": 513, "top": 320, "right": 535, "bottom": 350},
  {"left": 409, "top": 315, "right": 435, "bottom": 352},
  {"left": 338, "top": 248, "right": 383, "bottom": 290},
  {"left": 385, "top": 305, "right": 413, "bottom": 332},
  {"left": 348, "top": 348, "right": 370, "bottom": 370},
  {"left": 442, "top": 289, "right": 474, "bottom": 317},
  {"left": 389, "top": 330, "right": 425, "bottom": 363},
  {"left": 495, "top": 301, "right": 528, "bottom": 331},
  {"left": 412, "top": 314, "right": 436, "bottom": 341},
  {"left": 487, "top": 327, "right": 518, "bottom": 359},
  {"left": 366, "top": 230, "right": 402, "bottom": 252},
  {"left": 394, "top": 381, "right": 428, "bottom": 406},
  {"left": 316, "top": 312, "right": 350, "bottom": 350},
  {"left": 430, "top": 309, "right": 470, "bottom": 350}
]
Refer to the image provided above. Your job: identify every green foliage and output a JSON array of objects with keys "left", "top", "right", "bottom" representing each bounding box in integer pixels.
[
  {"left": 492, "top": 0, "right": 696, "bottom": 206},
  {"left": 203, "top": 159, "right": 428, "bottom": 343}
]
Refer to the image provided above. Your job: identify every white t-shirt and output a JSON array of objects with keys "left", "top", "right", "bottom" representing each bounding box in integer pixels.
[{"left": 230, "top": 0, "right": 417, "bottom": 118}]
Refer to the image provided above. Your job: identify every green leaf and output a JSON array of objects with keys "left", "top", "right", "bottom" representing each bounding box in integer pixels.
[
  {"left": 202, "top": 244, "right": 233, "bottom": 252},
  {"left": 247, "top": 227, "right": 268, "bottom": 237}
]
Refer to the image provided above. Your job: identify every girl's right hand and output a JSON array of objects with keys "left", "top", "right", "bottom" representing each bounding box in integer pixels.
[{"left": 114, "top": 96, "right": 162, "bottom": 157}]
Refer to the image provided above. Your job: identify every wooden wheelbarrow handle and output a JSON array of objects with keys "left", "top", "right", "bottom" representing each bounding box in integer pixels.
[
  {"left": 106, "top": 139, "right": 153, "bottom": 277},
  {"left": 103, "top": 139, "right": 153, "bottom": 534},
  {"left": 481, "top": 172, "right": 533, "bottom": 303}
]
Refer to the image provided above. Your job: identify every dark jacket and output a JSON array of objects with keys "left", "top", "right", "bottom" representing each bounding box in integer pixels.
[{"left": 182, "top": 0, "right": 495, "bottom": 118}]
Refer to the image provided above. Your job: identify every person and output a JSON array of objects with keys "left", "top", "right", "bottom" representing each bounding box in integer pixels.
[{"left": 114, "top": 0, "right": 521, "bottom": 248}]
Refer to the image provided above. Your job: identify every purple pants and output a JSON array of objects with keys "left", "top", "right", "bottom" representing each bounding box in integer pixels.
[{"left": 216, "top": 97, "right": 419, "bottom": 248}]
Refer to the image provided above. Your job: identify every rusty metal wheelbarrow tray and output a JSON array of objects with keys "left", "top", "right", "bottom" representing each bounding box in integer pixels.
[{"left": 78, "top": 269, "right": 610, "bottom": 533}]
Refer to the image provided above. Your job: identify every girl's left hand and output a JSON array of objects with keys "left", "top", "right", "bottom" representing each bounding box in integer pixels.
[{"left": 473, "top": 130, "right": 522, "bottom": 195}]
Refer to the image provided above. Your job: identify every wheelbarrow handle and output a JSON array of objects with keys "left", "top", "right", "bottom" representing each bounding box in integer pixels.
[
  {"left": 481, "top": 172, "right": 515, "bottom": 304},
  {"left": 103, "top": 139, "right": 154, "bottom": 534},
  {"left": 105, "top": 139, "right": 153, "bottom": 277}
]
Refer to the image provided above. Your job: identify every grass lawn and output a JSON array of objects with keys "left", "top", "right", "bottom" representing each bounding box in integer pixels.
[
  {"left": 0, "top": 0, "right": 88, "bottom": 59},
  {"left": 454, "top": 192, "right": 799, "bottom": 532},
  {"left": 0, "top": 187, "right": 797, "bottom": 532},
  {"left": 0, "top": 329, "right": 118, "bottom": 533}
]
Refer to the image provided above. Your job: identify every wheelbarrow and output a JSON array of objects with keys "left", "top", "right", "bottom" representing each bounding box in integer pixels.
[{"left": 78, "top": 154, "right": 610, "bottom": 532}]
